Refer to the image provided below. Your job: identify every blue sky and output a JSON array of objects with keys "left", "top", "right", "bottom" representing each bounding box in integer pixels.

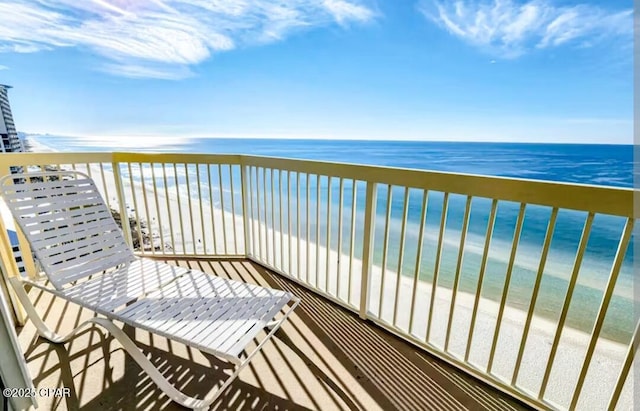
[{"left": 0, "top": 0, "right": 633, "bottom": 144}]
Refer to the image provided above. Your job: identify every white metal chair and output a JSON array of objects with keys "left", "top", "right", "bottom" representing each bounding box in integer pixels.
[{"left": 0, "top": 171, "right": 300, "bottom": 410}]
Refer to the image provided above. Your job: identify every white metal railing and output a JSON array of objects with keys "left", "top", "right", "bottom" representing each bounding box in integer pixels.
[{"left": 0, "top": 151, "right": 636, "bottom": 411}]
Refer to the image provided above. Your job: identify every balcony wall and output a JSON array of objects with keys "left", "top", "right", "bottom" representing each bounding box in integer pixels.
[{"left": 0, "top": 152, "right": 637, "bottom": 410}]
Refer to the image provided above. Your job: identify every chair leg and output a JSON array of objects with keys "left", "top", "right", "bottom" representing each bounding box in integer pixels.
[
  {"left": 8, "top": 278, "right": 238, "bottom": 410},
  {"left": 195, "top": 297, "right": 300, "bottom": 409},
  {"left": 8, "top": 277, "right": 101, "bottom": 344},
  {"left": 88, "top": 318, "right": 216, "bottom": 410},
  {"left": 9, "top": 278, "right": 300, "bottom": 411}
]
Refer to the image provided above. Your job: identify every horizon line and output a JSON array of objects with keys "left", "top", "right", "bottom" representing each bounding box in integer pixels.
[{"left": 22, "top": 132, "right": 634, "bottom": 146}]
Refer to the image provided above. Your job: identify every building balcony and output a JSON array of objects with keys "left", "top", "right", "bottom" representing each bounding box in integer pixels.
[
  {"left": 14, "top": 256, "right": 528, "bottom": 410},
  {"left": 0, "top": 151, "right": 636, "bottom": 411}
]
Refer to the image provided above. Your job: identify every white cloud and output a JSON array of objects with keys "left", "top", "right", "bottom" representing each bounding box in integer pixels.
[
  {"left": 0, "top": 0, "right": 375, "bottom": 79},
  {"left": 323, "top": 0, "right": 374, "bottom": 24},
  {"left": 0, "top": 65, "right": 8, "bottom": 70},
  {"left": 420, "top": 0, "right": 632, "bottom": 58},
  {"left": 99, "top": 62, "right": 195, "bottom": 80}
]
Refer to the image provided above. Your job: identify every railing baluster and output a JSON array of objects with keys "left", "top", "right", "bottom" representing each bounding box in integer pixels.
[
  {"left": 98, "top": 163, "right": 110, "bottom": 207},
  {"left": 296, "top": 171, "right": 302, "bottom": 279},
  {"left": 359, "top": 181, "right": 377, "bottom": 319},
  {"left": 196, "top": 164, "right": 206, "bottom": 255},
  {"left": 161, "top": 164, "right": 176, "bottom": 255},
  {"left": 325, "top": 177, "right": 332, "bottom": 293},
  {"left": 392, "top": 186, "right": 411, "bottom": 326},
  {"left": 465, "top": 198, "right": 498, "bottom": 361},
  {"left": 255, "top": 167, "right": 263, "bottom": 259},
  {"left": 408, "top": 190, "right": 428, "bottom": 334},
  {"left": 127, "top": 163, "right": 143, "bottom": 252},
  {"left": 569, "top": 218, "right": 634, "bottom": 410},
  {"left": 241, "top": 164, "right": 252, "bottom": 256},
  {"left": 296, "top": 172, "right": 301, "bottom": 279},
  {"left": 218, "top": 164, "right": 228, "bottom": 255},
  {"left": 444, "top": 195, "right": 472, "bottom": 351},
  {"left": 113, "top": 162, "right": 133, "bottom": 248},
  {"left": 287, "top": 171, "right": 292, "bottom": 274},
  {"left": 487, "top": 203, "right": 527, "bottom": 373},
  {"left": 511, "top": 207, "right": 559, "bottom": 384},
  {"left": 262, "top": 167, "right": 268, "bottom": 262},
  {"left": 336, "top": 178, "right": 345, "bottom": 299},
  {"left": 184, "top": 163, "right": 196, "bottom": 254},
  {"left": 538, "top": 212, "right": 593, "bottom": 398},
  {"left": 306, "top": 173, "right": 311, "bottom": 283},
  {"left": 348, "top": 179, "right": 358, "bottom": 305},
  {"left": 208, "top": 165, "right": 218, "bottom": 255},
  {"left": 139, "top": 163, "right": 156, "bottom": 256},
  {"left": 378, "top": 185, "right": 393, "bottom": 318},
  {"left": 270, "top": 168, "right": 276, "bottom": 267},
  {"left": 248, "top": 167, "right": 255, "bottom": 256},
  {"left": 315, "top": 175, "right": 321, "bottom": 288},
  {"left": 173, "top": 164, "right": 186, "bottom": 253},
  {"left": 279, "top": 169, "right": 284, "bottom": 270},
  {"left": 229, "top": 164, "right": 239, "bottom": 254},
  {"left": 426, "top": 192, "right": 450, "bottom": 342},
  {"left": 607, "top": 319, "right": 640, "bottom": 410},
  {"left": 150, "top": 163, "right": 165, "bottom": 254}
]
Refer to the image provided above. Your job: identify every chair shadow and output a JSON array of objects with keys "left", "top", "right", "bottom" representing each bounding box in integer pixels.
[
  {"left": 16, "top": 258, "right": 531, "bottom": 410},
  {"left": 17, "top": 279, "right": 351, "bottom": 410},
  {"left": 193, "top": 258, "right": 531, "bottom": 411},
  {"left": 24, "top": 323, "right": 316, "bottom": 411}
]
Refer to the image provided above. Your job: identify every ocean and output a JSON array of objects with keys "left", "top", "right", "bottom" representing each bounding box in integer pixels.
[{"left": 29, "top": 136, "right": 636, "bottom": 343}]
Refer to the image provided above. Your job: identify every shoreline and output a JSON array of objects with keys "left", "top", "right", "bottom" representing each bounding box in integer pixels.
[{"left": 22, "top": 135, "right": 633, "bottom": 409}]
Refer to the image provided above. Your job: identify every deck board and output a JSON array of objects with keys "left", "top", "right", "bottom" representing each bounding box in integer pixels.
[{"left": 15, "top": 257, "right": 530, "bottom": 411}]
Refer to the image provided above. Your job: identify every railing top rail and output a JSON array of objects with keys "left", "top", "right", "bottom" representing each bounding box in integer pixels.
[
  {"left": 113, "top": 152, "right": 243, "bottom": 164},
  {"left": 241, "top": 155, "right": 635, "bottom": 218},
  {"left": 0, "top": 152, "right": 243, "bottom": 168},
  {"left": 0, "top": 152, "right": 634, "bottom": 218},
  {"left": 0, "top": 152, "right": 112, "bottom": 169}
]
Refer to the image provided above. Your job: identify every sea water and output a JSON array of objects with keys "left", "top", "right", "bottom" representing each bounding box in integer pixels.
[{"left": 30, "top": 136, "right": 636, "bottom": 343}]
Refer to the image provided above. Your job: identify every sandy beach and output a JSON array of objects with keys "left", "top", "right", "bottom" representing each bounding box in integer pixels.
[{"left": 15, "top": 137, "right": 633, "bottom": 410}]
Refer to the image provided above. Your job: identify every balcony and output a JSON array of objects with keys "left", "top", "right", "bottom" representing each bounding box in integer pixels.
[
  {"left": 13, "top": 257, "right": 527, "bottom": 410},
  {"left": 0, "top": 152, "right": 636, "bottom": 410}
]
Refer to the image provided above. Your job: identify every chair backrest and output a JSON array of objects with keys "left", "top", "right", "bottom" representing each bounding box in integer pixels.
[{"left": 0, "top": 171, "right": 135, "bottom": 289}]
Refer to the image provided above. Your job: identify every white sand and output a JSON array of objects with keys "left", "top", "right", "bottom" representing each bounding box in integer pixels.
[{"left": 21, "top": 137, "right": 632, "bottom": 410}]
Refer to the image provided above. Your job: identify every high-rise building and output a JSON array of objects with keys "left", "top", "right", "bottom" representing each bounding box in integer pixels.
[
  {"left": 0, "top": 84, "right": 25, "bottom": 276},
  {"left": 0, "top": 84, "right": 23, "bottom": 155}
]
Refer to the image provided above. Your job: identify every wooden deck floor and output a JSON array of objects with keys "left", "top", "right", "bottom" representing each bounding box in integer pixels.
[{"left": 15, "top": 258, "right": 531, "bottom": 411}]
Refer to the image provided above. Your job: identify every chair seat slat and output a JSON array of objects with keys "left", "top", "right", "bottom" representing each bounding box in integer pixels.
[
  {"left": 115, "top": 273, "right": 291, "bottom": 360},
  {"left": 62, "top": 259, "right": 188, "bottom": 312},
  {"left": 30, "top": 219, "right": 116, "bottom": 245},
  {"left": 38, "top": 229, "right": 123, "bottom": 260},
  {"left": 1, "top": 172, "right": 134, "bottom": 289},
  {"left": 11, "top": 193, "right": 104, "bottom": 212}
]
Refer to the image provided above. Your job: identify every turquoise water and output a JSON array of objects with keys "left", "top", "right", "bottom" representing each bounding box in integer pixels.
[{"left": 30, "top": 136, "right": 637, "bottom": 342}]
